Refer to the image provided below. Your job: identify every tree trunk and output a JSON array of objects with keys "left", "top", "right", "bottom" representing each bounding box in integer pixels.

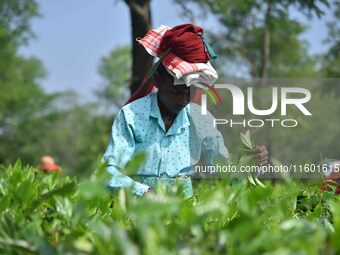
[
  {"left": 258, "top": 3, "right": 272, "bottom": 87},
  {"left": 257, "top": 3, "right": 273, "bottom": 165},
  {"left": 124, "top": 0, "right": 153, "bottom": 95}
]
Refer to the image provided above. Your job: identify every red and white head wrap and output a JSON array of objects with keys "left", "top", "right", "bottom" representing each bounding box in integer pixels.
[{"left": 126, "top": 24, "right": 218, "bottom": 104}]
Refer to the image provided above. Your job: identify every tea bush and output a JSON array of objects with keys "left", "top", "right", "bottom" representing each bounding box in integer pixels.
[{"left": 0, "top": 159, "right": 339, "bottom": 254}]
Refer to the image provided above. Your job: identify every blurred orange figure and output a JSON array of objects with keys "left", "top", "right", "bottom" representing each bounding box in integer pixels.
[{"left": 39, "top": 155, "right": 62, "bottom": 173}]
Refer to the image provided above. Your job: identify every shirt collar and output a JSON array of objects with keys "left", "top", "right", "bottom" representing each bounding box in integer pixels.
[{"left": 149, "top": 93, "right": 190, "bottom": 135}]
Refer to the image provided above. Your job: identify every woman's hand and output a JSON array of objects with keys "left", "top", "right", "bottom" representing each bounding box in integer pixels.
[{"left": 253, "top": 145, "right": 269, "bottom": 165}]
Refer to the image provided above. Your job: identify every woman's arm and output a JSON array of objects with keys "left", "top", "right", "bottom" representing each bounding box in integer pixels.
[{"left": 103, "top": 109, "right": 149, "bottom": 196}]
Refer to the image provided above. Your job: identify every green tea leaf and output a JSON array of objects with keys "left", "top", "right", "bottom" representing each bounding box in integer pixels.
[{"left": 240, "top": 130, "right": 254, "bottom": 150}]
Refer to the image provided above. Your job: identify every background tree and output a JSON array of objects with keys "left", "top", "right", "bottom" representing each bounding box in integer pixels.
[
  {"left": 96, "top": 46, "right": 131, "bottom": 107},
  {"left": 0, "top": 0, "right": 111, "bottom": 176},
  {"left": 123, "top": 0, "right": 153, "bottom": 95},
  {"left": 321, "top": 1, "right": 340, "bottom": 78},
  {"left": 175, "top": 0, "right": 329, "bottom": 83},
  {"left": 0, "top": 0, "right": 52, "bottom": 165}
]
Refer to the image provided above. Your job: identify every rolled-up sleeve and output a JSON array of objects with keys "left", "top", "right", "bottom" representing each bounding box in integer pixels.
[{"left": 103, "top": 109, "right": 149, "bottom": 196}]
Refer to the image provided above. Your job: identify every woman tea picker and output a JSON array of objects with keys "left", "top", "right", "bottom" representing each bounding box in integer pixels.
[{"left": 102, "top": 24, "right": 268, "bottom": 198}]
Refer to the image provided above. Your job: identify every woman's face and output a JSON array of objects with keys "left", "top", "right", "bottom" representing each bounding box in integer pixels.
[{"left": 155, "top": 68, "right": 190, "bottom": 114}]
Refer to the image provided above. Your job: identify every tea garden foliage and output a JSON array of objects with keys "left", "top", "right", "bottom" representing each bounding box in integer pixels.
[{"left": 0, "top": 132, "right": 340, "bottom": 254}]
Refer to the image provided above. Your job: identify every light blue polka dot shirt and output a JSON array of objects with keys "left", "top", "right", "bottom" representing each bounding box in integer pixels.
[{"left": 103, "top": 92, "right": 229, "bottom": 196}]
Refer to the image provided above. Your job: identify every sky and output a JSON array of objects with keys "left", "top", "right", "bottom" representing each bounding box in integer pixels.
[{"left": 19, "top": 0, "right": 333, "bottom": 102}]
